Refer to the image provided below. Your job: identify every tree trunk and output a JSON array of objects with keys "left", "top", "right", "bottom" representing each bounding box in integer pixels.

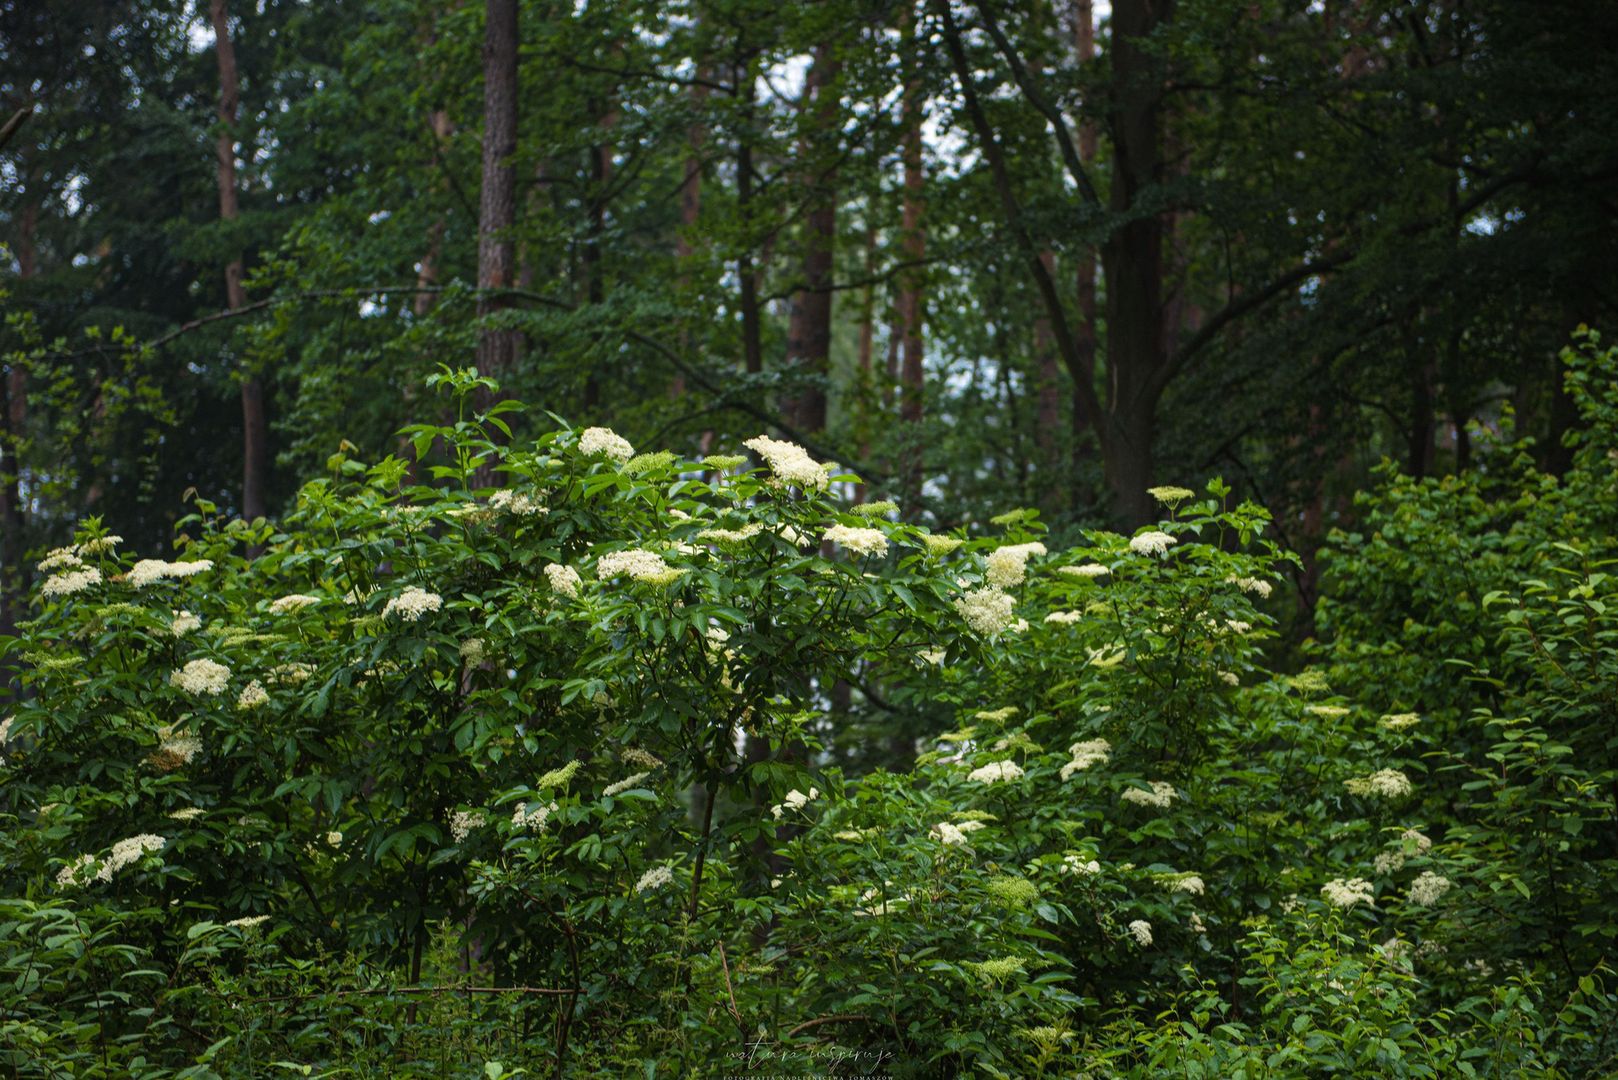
[
  {"left": 211, "top": 0, "right": 268, "bottom": 522},
  {"left": 476, "top": 0, "right": 520, "bottom": 408},
  {"left": 782, "top": 43, "right": 842, "bottom": 435},
  {"left": 581, "top": 107, "right": 617, "bottom": 411},
  {"left": 1099, "top": 0, "right": 1171, "bottom": 526},
  {"left": 0, "top": 198, "right": 35, "bottom": 695},
  {"left": 897, "top": 17, "right": 925, "bottom": 511},
  {"left": 736, "top": 58, "right": 763, "bottom": 376},
  {"left": 672, "top": 77, "right": 709, "bottom": 398},
  {"left": 414, "top": 107, "right": 454, "bottom": 318}
]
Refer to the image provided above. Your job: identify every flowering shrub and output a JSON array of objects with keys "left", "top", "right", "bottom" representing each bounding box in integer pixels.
[{"left": 1, "top": 363, "right": 1615, "bottom": 1076}]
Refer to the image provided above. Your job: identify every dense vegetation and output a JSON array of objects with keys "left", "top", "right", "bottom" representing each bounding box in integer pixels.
[{"left": 5, "top": 0, "right": 1618, "bottom": 1075}]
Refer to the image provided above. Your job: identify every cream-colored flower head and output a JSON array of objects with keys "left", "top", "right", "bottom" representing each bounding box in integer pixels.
[
  {"left": 170, "top": 658, "right": 230, "bottom": 696},
  {"left": 954, "top": 587, "right": 1016, "bottom": 635},
  {"left": 382, "top": 587, "right": 443, "bottom": 622},
  {"left": 578, "top": 426, "right": 635, "bottom": 462},
  {"left": 743, "top": 435, "right": 829, "bottom": 491},
  {"left": 823, "top": 524, "right": 888, "bottom": 558},
  {"left": 1129, "top": 531, "right": 1177, "bottom": 557}
]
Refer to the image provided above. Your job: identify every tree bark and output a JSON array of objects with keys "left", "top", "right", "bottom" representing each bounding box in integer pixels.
[
  {"left": 0, "top": 198, "right": 35, "bottom": 694},
  {"left": 736, "top": 57, "right": 763, "bottom": 376},
  {"left": 897, "top": 15, "right": 926, "bottom": 511},
  {"left": 211, "top": 0, "right": 268, "bottom": 522},
  {"left": 476, "top": 0, "right": 520, "bottom": 406},
  {"left": 782, "top": 43, "right": 842, "bottom": 436},
  {"left": 1098, "top": 0, "right": 1171, "bottom": 526},
  {"left": 672, "top": 77, "right": 709, "bottom": 398},
  {"left": 415, "top": 107, "right": 454, "bottom": 318}
]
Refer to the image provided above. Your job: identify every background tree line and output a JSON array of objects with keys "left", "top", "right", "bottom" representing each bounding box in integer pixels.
[{"left": 3, "top": 0, "right": 1616, "bottom": 633}]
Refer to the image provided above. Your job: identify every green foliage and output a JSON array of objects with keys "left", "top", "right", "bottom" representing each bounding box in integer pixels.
[{"left": 4, "top": 352, "right": 1618, "bottom": 1073}]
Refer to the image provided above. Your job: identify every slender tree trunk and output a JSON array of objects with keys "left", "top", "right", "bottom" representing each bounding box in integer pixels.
[
  {"left": 672, "top": 78, "right": 708, "bottom": 398},
  {"left": 476, "top": 0, "right": 520, "bottom": 409},
  {"left": 581, "top": 109, "right": 617, "bottom": 411},
  {"left": 897, "top": 18, "right": 925, "bottom": 511},
  {"left": 782, "top": 43, "right": 842, "bottom": 435},
  {"left": 211, "top": 0, "right": 268, "bottom": 522},
  {"left": 0, "top": 198, "right": 35, "bottom": 694},
  {"left": 414, "top": 107, "right": 454, "bottom": 318},
  {"left": 1099, "top": 0, "right": 1170, "bottom": 526},
  {"left": 1072, "top": 0, "right": 1100, "bottom": 500},
  {"left": 854, "top": 225, "right": 877, "bottom": 503},
  {"left": 736, "top": 58, "right": 763, "bottom": 376}
]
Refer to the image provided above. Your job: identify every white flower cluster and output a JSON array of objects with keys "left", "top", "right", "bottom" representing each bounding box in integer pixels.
[
  {"left": 1058, "top": 563, "right": 1110, "bottom": 578},
  {"left": 55, "top": 854, "right": 99, "bottom": 888},
  {"left": 41, "top": 567, "right": 102, "bottom": 598},
  {"left": 596, "top": 548, "right": 684, "bottom": 585},
  {"left": 985, "top": 542, "right": 1047, "bottom": 588},
  {"left": 920, "top": 533, "right": 964, "bottom": 555},
  {"left": 1128, "top": 531, "right": 1178, "bottom": 557},
  {"left": 170, "top": 610, "right": 201, "bottom": 636},
  {"left": 1380, "top": 712, "right": 1421, "bottom": 731},
  {"left": 37, "top": 547, "right": 84, "bottom": 573},
  {"left": 227, "top": 915, "right": 271, "bottom": 930},
  {"left": 1227, "top": 575, "right": 1274, "bottom": 599},
  {"left": 1060, "top": 854, "right": 1101, "bottom": 876},
  {"left": 383, "top": 587, "right": 443, "bottom": 621},
  {"left": 77, "top": 535, "right": 122, "bottom": 555},
  {"left": 128, "top": 559, "right": 214, "bottom": 588},
  {"left": 543, "top": 563, "right": 581, "bottom": 598},
  {"left": 635, "top": 865, "right": 674, "bottom": 894},
  {"left": 1321, "top": 877, "right": 1376, "bottom": 908},
  {"left": 967, "top": 759, "right": 1024, "bottom": 785},
  {"left": 449, "top": 810, "right": 487, "bottom": 844},
  {"left": 169, "top": 807, "right": 205, "bottom": 821},
  {"left": 621, "top": 747, "right": 663, "bottom": 770},
  {"left": 512, "top": 800, "right": 558, "bottom": 830},
  {"left": 1345, "top": 769, "right": 1413, "bottom": 799},
  {"left": 1121, "top": 780, "right": 1177, "bottom": 809},
  {"left": 771, "top": 787, "right": 819, "bottom": 819},
  {"left": 490, "top": 488, "right": 546, "bottom": 515},
  {"left": 236, "top": 680, "right": 269, "bottom": 711},
  {"left": 326, "top": 831, "right": 343, "bottom": 847},
  {"left": 1127, "top": 919, "right": 1153, "bottom": 947},
  {"left": 932, "top": 821, "right": 969, "bottom": 845},
  {"left": 954, "top": 587, "right": 1016, "bottom": 636},
  {"left": 1060, "top": 738, "right": 1112, "bottom": 780},
  {"left": 743, "top": 435, "right": 829, "bottom": 491},
  {"left": 269, "top": 593, "right": 320, "bottom": 614},
  {"left": 1375, "top": 828, "right": 1434, "bottom": 874},
  {"left": 1148, "top": 485, "right": 1196, "bottom": 506},
  {"left": 170, "top": 658, "right": 231, "bottom": 696},
  {"left": 1171, "top": 875, "right": 1206, "bottom": 895},
  {"left": 148, "top": 729, "right": 201, "bottom": 771},
  {"left": 697, "top": 523, "right": 762, "bottom": 545},
  {"left": 579, "top": 426, "right": 635, "bottom": 462},
  {"left": 603, "top": 772, "right": 651, "bottom": 797},
  {"left": 823, "top": 524, "right": 888, "bottom": 558},
  {"left": 1044, "top": 610, "right": 1083, "bottom": 625},
  {"left": 101, "top": 834, "right": 167, "bottom": 882},
  {"left": 1408, "top": 870, "right": 1452, "bottom": 907}
]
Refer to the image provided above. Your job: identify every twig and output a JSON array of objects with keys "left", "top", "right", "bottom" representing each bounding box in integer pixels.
[
  {"left": 784, "top": 1013, "right": 868, "bottom": 1039},
  {"left": 0, "top": 105, "right": 34, "bottom": 152},
  {"left": 242, "top": 984, "right": 580, "bottom": 1003}
]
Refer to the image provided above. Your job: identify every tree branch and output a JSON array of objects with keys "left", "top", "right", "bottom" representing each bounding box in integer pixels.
[
  {"left": 0, "top": 105, "right": 33, "bottom": 153},
  {"left": 970, "top": 3, "right": 1104, "bottom": 212},
  {"left": 936, "top": 0, "right": 1106, "bottom": 439}
]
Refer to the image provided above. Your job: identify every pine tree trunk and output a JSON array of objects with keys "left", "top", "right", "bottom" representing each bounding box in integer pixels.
[
  {"left": 1073, "top": 0, "right": 1099, "bottom": 494},
  {"left": 897, "top": 18, "right": 925, "bottom": 511},
  {"left": 476, "top": 0, "right": 520, "bottom": 408},
  {"left": 672, "top": 77, "right": 708, "bottom": 398},
  {"left": 1100, "top": 0, "right": 1169, "bottom": 526},
  {"left": 0, "top": 198, "right": 35, "bottom": 695},
  {"left": 736, "top": 59, "right": 763, "bottom": 377},
  {"left": 782, "top": 44, "right": 842, "bottom": 435},
  {"left": 211, "top": 0, "right": 268, "bottom": 522}
]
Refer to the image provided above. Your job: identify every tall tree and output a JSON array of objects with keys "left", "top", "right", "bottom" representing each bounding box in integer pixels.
[
  {"left": 476, "top": 0, "right": 519, "bottom": 404},
  {"left": 896, "top": 11, "right": 927, "bottom": 508},
  {"left": 783, "top": 42, "right": 843, "bottom": 435},
  {"left": 211, "top": 0, "right": 268, "bottom": 522}
]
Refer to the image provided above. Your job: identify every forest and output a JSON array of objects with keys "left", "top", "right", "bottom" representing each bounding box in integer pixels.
[{"left": 3, "top": 0, "right": 1618, "bottom": 1075}]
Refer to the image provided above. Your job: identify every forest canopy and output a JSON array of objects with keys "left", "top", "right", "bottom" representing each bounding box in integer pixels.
[{"left": 3, "top": 0, "right": 1618, "bottom": 1076}]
